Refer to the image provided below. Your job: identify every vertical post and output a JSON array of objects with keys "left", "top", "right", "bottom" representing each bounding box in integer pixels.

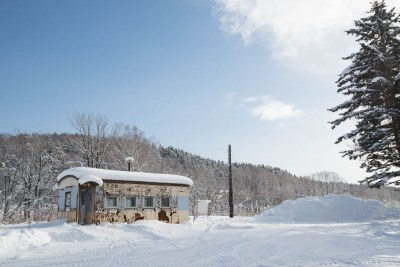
[
  {"left": 4, "top": 176, "right": 7, "bottom": 208},
  {"left": 4, "top": 176, "right": 9, "bottom": 211},
  {"left": 3, "top": 175, "right": 7, "bottom": 223},
  {"left": 126, "top": 157, "right": 133, "bottom": 172},
  {"left": 228, "top": 145, "right": 234, "bottom": 218}
]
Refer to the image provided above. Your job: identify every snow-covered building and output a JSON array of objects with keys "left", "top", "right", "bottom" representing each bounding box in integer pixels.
[{"left": 56, "top": 167, "right": 193, "bottom": 224}]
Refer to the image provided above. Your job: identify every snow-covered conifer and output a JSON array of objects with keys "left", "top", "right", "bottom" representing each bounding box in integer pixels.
[{"left": 329, "top": 1, "right": 400, "bottom": 187}]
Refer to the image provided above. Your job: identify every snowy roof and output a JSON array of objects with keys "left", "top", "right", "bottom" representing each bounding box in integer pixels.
[
  {"left": 57, "top": 167, "right": 193, "bottom": 186},
  {"left": 79, "top": 175, "right": 104, "bottom": 186}
]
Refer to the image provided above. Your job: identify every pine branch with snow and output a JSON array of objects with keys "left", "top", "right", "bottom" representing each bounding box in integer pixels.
[{"left": 329, "top": 0, "right": 400, "bottom": 187}]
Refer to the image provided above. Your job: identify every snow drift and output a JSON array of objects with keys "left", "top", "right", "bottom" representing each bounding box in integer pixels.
[
  {"left": 1, "top": 194, "right": 400, "bottom": 266},
  {"left": 0, "top": 228, "right": 51, "bottom": 258},
  {"left": 256, "top": 194, "right": 400, "bottom": 223}
]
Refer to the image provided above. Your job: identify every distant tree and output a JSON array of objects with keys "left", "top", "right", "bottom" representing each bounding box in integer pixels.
[
  {"left": 329, "top": 1, "right": 400, "bottom": 187},
  {"left": 16, "top": 134, "right": 60, "bottom": 221},
  {"left": 107, "top": 124, "right": 161, "bottom": 172},
  {"left": 69, "top": 112, "right": 111, "bottom": 168},
  {"left": 308, "top": 171, "right": 344, "bottom": 195},
  {"left": 0, "top": 134, "right": 62, "bottom": 222},
  {"left": 309, "top": 171, "right": 344, "bottom": 183},
  {"left": 0, "top": 146, "right": 22, "bottom": 223}
]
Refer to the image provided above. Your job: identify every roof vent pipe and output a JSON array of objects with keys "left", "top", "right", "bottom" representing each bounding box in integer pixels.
[{"left": 125, "top": 157, "right": 134, "bottom": 171}]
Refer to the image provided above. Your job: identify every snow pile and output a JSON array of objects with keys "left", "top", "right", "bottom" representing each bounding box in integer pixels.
[
  {"left": 0, "top": 228, "right": 51, "bottom": 257},
  {"left": 256, "top": 194, "right": 400, "bottom": 223},
  {"left": 1, "top": 214, "right": 400, "bottom": 266}
]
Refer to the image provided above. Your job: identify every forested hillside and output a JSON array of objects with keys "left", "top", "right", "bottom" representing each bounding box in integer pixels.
[
  {"left": 1, "top": 125, "right": 399, "bottom": 223},
  {"left": 159, "top": 146, "right": 400, "bottom": 216}
]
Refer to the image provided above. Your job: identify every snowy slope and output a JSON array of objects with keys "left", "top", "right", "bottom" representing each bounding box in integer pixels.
[{"left": 1, "top": 194, "right": 400, "bottom": 266}]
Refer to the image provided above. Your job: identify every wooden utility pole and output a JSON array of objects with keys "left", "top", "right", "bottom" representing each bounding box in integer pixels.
[{"left": 228, "top": 145, "right": 234, "bottom": 218}]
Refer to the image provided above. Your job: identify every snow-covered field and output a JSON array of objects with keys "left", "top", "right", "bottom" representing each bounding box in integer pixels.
[{"left": 1, "top": 194, "right": 400, "bottom": 266}]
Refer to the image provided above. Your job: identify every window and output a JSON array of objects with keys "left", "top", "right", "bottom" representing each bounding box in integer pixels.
[
  {"left": 143, "top": 196, "right": 154, "bottom": 208},
  {"left": 80, "top": 190, "right": 86, "bottom": 206},
  {"left": 126, "top": 197, "right": 137, "bottom": 208},
  {"left": 65, "top": 192, "right": 71, "bottom": 210},
  {"left": 105, "top": 196, "right": 118, "bottom": 208},
  {"left": 161, "top": 197, "right": 170, "bottom": 208}
]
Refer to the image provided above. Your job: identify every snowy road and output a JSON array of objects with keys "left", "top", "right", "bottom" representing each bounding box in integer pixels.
[
  {"left": 1, "top": 195, "right": 400, "bottom": 266},
  {"left": 1, "top": 217, "right": 400, "bottom": 266}
]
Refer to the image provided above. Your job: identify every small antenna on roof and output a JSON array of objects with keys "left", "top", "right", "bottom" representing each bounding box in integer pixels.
[{"left": 125, "top": 157, "right": 134, "bottom": 171}]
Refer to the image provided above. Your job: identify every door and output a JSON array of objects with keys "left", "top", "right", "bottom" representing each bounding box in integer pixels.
[
  {"left": 79, "top": 188, "right": 87, "bottom": 224},
  {"left": 79, "top": 185, "right": 96, "bottom": 225}
]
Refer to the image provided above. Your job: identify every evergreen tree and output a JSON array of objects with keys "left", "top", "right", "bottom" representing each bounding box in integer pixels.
[{"left": 329, "top": 1, "right": 400, "bottom": 187}]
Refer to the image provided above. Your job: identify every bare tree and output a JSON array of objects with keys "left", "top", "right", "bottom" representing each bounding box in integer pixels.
[
  {"left": 309, "top": 171, "right": 344, "bottom": 195},
  {"left": 17, "top": 134, "right": 60, "bottom": 221},
  {"left": 0, "top": 134, "right": 61, "bottom": 222},
  {"left": 0, "top": 162, "right": 20, "bottom": 223},
  {"left": 69, "top": 112, "right": 110, "bottom": 168},
  {"left": 109, "top": 124, "right": 161, "bottom": 172}
]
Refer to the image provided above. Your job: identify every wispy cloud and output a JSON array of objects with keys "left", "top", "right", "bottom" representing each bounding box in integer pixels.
[
  {"left": 213, "top": 0, "right": 400, "bottom": 73},
  {"left": 243, "top": 95, "right": 301, "bottom": 121}
]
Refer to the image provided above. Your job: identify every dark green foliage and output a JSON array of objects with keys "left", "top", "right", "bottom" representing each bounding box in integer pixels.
[{"left": 329, "top": 1, "right": 400, "bottom": 187}]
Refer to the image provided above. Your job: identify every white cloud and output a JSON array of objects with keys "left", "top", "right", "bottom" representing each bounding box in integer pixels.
[
  {"left": 213, "top": 0, "right": 400, "bottom": 73},
  {"left": 244, "top": 95, "right": 301, "bottom": 121}
]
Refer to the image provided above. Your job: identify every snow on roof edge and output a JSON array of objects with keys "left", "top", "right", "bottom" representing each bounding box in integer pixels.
[
  {"left": 79, "top": 175, "right": 104, "bottom": 186},
  {"left": 57, "top": 167, "right": 193, "bottom": 186}
]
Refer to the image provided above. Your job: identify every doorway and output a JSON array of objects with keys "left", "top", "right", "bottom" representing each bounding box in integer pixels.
[{"left": 79, "top": 185, "right": 95, "bottom": 224}]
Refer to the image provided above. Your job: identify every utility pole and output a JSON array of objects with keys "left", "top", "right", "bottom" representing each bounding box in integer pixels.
[{"left": 228, "top": 145, "right": 234, "bottom": 218}]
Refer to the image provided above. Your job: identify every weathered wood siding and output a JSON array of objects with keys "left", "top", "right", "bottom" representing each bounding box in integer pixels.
[{"left": 57, "top": 209, "right": 77, "bottom": 222}]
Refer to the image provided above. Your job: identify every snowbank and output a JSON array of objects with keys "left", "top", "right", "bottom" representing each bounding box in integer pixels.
[
  {"left": 1, "top": 211, "right": 400, "bottom": 266},
  {"left": 0, "top": 228, "right": 51, "bottom": 258},
  {"left": 256, "top": 194, "right": 400, "bottom": 223}
]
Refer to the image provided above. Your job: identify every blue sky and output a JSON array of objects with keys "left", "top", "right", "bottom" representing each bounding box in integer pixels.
[{"left": 1, "top": 0, "right": 399, "bottom": 182}]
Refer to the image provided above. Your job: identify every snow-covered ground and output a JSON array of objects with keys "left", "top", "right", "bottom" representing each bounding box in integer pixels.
[{"left": 1, "top": 194, "right": 400, "bottom": 266}]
